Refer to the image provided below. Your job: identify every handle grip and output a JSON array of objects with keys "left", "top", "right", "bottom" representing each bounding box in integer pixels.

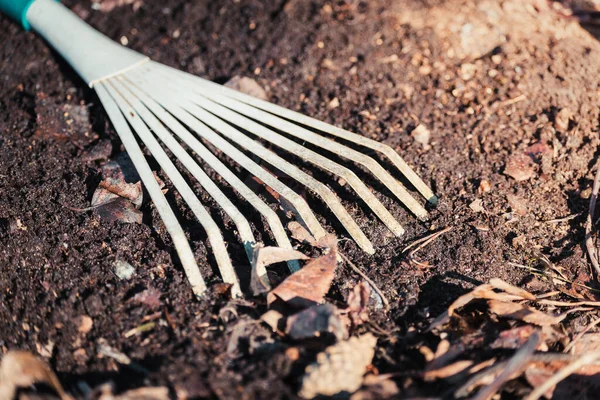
[{"left": 0, "top": 0, "right": 46, "bottom": 30}]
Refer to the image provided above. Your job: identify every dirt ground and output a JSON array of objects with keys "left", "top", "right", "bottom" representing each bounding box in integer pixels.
[{"left": 2, "top": 0, "right": 600, "bottom": 398}]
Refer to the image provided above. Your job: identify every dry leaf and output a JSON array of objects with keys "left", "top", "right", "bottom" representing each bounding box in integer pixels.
[
  {"left": 489, "top": 278, "right": 536, "bottom": 300},
  {"left": 423, "top": 360, "right": 474, "bottom": 381},
  {"left": 94, "top": 197, "right": 143, "bottom": 224},
  {"left": 350, "top": 374, "right": 400, "bottom": 400},
  {"left": 346, "top": 281, "right": 370, "bottom": 326},
  {"left": 251, "top": 246, "right": 308, "bottom": 295},
  {"left": 286, "top": 304, "right": 348, "bottom": 341},
  {"left": 487, "top": 300, "right": 565, "bottom": 326},
  {"left": 0, "top": 350, "right": 70, "bottom": 400},
  {"left": 524, "top": 359, "right": 600, "bottom": 399},
  {"left": 491, "top": 325, "right": 539, "bottom": 349},
  {"left": 299, "top": 334, "right": 377, "bottom": 398},
  {"left": 288, "top": 221, "right": 317, "bottom": 244},
  {"left": 267, "top": 248, "right": 337, "bottom": 308},
  {"left": 571, "top": 333, "right": 600, "bottom": 355}
]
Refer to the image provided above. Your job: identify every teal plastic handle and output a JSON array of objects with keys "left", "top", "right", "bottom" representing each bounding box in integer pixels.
[{"left": 0, "top": 0, "right": 49, "bottom": 30}]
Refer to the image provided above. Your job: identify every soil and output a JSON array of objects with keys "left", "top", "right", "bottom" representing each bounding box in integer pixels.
[{"left": 2, "top": 0, "right": 600, "bottom": 398}]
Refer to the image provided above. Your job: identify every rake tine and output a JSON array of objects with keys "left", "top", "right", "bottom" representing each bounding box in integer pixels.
[
  {"left": 127, "top": 67, "right": 377, "bottom": 254},
  {"left": 94, "top": 83, "right": 207, "bottom": 297},
  {"left": 155, "top": 63, "right": 437, "bottom": 206},
  {"left": 123, "top": 70, "right": 332, "bottom": 246},
  {"left": 114, "top": 76, "right": 301, "bottom": 273},
  {"left": 145, "top": 65, "right": 407, "bottom": 236}
]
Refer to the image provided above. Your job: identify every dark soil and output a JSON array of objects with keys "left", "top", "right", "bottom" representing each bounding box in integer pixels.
[{"left": 2, "top": 0, "right": 600, "bottom": 398}]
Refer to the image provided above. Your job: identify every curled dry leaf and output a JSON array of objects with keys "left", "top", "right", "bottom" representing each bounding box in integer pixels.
[
  {"left": 251, "top": 246, "right": 308, "bottom": 295},
  {"left": 487, "top": 300, "right": 565, "bottom": 326},
  {"left": 488, "top": 278, "right": 536, "bottom": 300},
  {"left": 94, "top": 197, "right": 143, "bottom": 224},
  {"left": 0, "top": 350, "right": 70, "bottom": 400},
  {"left": 267, "top": 247, "right": 337, "bottom": 308},
  {"left": 346, "top": 281, "right": 370, "bottom": 326},
  {"left": 286, "top": 303, "right": 348, "bottom": 341},
  {"left": 299, "top": 334, "right": 377, "bottom": 399}
]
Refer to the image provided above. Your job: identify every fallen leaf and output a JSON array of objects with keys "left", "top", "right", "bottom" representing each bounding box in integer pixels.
[
  {"left": 288, "top": 221, "right": 317, "bottom": 244},
  {"left": 0, "top": 350, "right": 70, "bottom": 400},
  {"left": 267, "top": 248, "right": 337, "bottom": 308},
  {"left": 423, "top": 360, "right": 474, "bottom": 381},
  {"left": 350, "top": 374, "right": 400, "bottom": 400},
  {"left": 286, "top": 304, "right": 348, "bottom": 341},
  {"left": 299, "top": 334, "right": 377, "bottom": 398},
  {"left": 225, "top": 76, "right": 268, "bottom": 100},
  {"left": 81, "top": 139, "right": 112, "bottom": 162},
  {"left": 77, "top": 315, "right": 93, "bottom": 334},
  {"left": 346, "top": 281, "right": 370, "bottom": 326},
  {"left": 487, "top": 300, "right": 565, "bottom": 326},
  {"left": 489, "top": 278, "right": 536, "bottom": 300},
  {"left": 504, "top": 153, "right": 534, "bottom": 181},
  {"left": 251, "top": 246, "right": 308, "bottom": 295},
  {"left": 491, "top": 325, "right": 538, "bottom": 350},
  {"left": 94, "top": 197, "right": 143, "bottom": 224},
  {"left": 570, "top": 333, "right": 600, "bottom": 355},
  {"left": 93, "top": 160, "right": 143, "bottom": 208}
]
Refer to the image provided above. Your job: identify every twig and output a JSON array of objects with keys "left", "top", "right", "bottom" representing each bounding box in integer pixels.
[
  {"left": 564, "top": 316, "right": 600, "bottom": 354},
  {"left": 538, "top": 299, "right": 600, "bottom": 307},
  {"left": 544, "top": 213, "right": 581, "bottom": 224},
  {"left": 339, "top": 252, "right": 389, "bottom": 311},
  {"left": 586, "top": 163, "right": 600, "bottom": 279},
  {"left": 455, "top": 353, "right": 575, "bottom": 398},
  {"left": 498, "top": 93, "right": 526, "bottom": 107},
  {"left": 402, "top": 226, "right": 453, "bottom": 256},
  {"left": 524, "top": 350, "right": 600, "bottom": 400},
  {"left": 470, "top": 331, "right": 540, "bottom": 400}
]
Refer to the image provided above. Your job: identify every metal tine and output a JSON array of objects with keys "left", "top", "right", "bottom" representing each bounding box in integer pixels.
[
  {"left": 146, "top": 65, "right": 407, "bottom": 237},
  {"left": 95, "top": 82, "right": 207, "bottom": 297},
  {"left": 127, "top": 67, "right": 377, "bottom": 254},
  {"left": 115, "top": 76, "right": 301, "bottom": 273},
  {"left": 102, "top": 79, "right": 243, "bottom": 298},
  {"left": 122, "top": 69, "right": 333, "bottom": 249},
  {"left": 154, "top": 62, "right": 437, "bottom": 206}
]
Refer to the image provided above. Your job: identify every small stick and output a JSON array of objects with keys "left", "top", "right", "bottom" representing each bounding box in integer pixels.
[
  {"left": 564, "top": 315, "right": 600, "bottom": 354},
  {"left": 339, "top": 252, "right": 389, "bottom": 311},
  {"left": 524, "top": 350, "right": 600, "bottom": 400},
  {"left": 470, "top": 331, "right": 540, "bottom": 400},
  {"left": 585, "top": 164, "right": 600, "bottom": 279},
  {"left": 402, "top": 226, "right": 453, "bottom": 255},
  {"left": 544, "top": 213, "right": 581, "bottom": 224}
]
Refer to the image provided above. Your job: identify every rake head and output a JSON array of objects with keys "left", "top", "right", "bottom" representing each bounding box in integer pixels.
[
  {"left": 15, "top": 0, "right": 437, "bottom": 298},
  {"left": 95, "top": 61, "right": 436, "bottom": 297}
]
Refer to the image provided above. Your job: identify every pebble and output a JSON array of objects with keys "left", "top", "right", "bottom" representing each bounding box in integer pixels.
[
  {"left": 114, "top": 259, "right": 135, "bottom": 280},
  {"left": 504, "top": 153, "right": 534, "bottom": 181}
]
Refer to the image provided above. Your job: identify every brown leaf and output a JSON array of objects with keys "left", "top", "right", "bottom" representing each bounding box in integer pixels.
[
  {"left": 94, "top": 197, "right": 143, "bottom": 224},
  {"left": 251, "top": 246, "right": 308, "bottom": 295},
  {"left": 525, "top": 360, "right": 600, "bottom": 399},
  {"left": 487, "top": 300, "right": 565, "bottom": 326},
  {"left": 286, "top": 304, "right": 348, "bottom": 341},
  {"left": 423, "top": 360, "right": 474, "bottom": 381},
  {"left": 267, "top": 248, "right": 337, "bottom": 308},
  {"left": 299, "top": 334, "right": 377, "bottom": 398},
  {"left": 489, "top": 278, "right": 536, "bottom": 300},
  {"left": 0, "top": 350, "right": 70, "bottom": 400},
  {"left": 288, "top": 221, "right": 317, "bottom": 245},
  {"left": 350, "top": 374, "right": 400, "bottom": 400},
  {"left": 346, "top": 281, "right": 370, "bottom": 326},
  {"left": 570, "top": 333, "right": 600, "bottom": 355}
]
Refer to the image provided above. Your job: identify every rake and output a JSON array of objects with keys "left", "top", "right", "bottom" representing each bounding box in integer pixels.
[{"left": 1, "top": 0, "right": 437, "bottom": 297}]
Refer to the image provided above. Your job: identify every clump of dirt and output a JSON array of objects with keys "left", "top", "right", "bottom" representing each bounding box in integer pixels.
[{"left": 2, "top": 0, "right": 600, "bottom": 398}]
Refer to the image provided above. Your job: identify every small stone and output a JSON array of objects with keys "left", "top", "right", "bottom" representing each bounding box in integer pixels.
[
  {"left": 114, "top": 259, "right": 135, "bottom": 280},
  {"left": 555, "top": 108, "right": 572, "bottom": 131},
  {"left": 504, "top": 153, "right": 534, "bottom": 181},
  {"left": 327, "top": 97, "right": 340, "bottom": 109},
  {"left": 224, "top": 76, "right": 268, "bottom": 100},
  {"left": 478, "top": 179, "right": 492, "bottom": 194},
  {"left": 411, "top": 124, "right": 431, "bottom": 148},
  {"left": 78, "top": 315, "right": 94, "bottom": 334}
]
